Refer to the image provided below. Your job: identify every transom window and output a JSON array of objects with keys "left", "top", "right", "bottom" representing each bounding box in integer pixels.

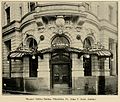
[
  {"left": 83, "top": 37, "right": 92, "bottom": 49},
  {"left": 52, "top": 36, "right": 70, "bottom": 48},
  {"left": 28, "top": 38, "right": 37, "bottom": 50}
]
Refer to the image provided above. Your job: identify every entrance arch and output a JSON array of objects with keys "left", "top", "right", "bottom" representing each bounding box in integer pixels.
[
  {"left": 83, "top": 37, "right": 94, "bottom": 76},
  {"left": 27, "top": 38, "right": 38, "bottom": 77},
  {"left": 50, "top": 36, "right": 72, "bottom": 89}
]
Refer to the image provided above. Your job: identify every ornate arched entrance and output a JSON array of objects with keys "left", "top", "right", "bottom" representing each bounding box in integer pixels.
[
  {"left": 83, "top": 37, "right": 94, "bottom": 76},
  {"left": 27, "top": 38, "right": 38, "bottom": 77},
  {"left": 50, "top": 36, "right": 72, "bottom": 89}
]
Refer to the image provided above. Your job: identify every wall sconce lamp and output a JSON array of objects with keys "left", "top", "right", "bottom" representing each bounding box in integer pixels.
[
  {"left": 84, "top": 54, "right": 90, "bottom": 58},
  {"left": 32, "top": 55, "right": 36, "bottom": 59}
]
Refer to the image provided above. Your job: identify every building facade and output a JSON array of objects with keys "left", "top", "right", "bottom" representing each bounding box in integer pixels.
[{"left": 2, "top": 1, "right": 118, "bottom": 95}]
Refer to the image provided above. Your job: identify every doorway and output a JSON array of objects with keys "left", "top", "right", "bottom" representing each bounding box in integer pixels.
[
  {"left": 83, "top": 56, "right": 91, "bottom": 76},
  {"left": 52, "top": 64, "right": 70, "bottom": 88},
  {"left": 50, "top": 53, "right": 72, "bottom": 89},
  {"left": 29, "top": 55, "right": 38, "bottom": 77}
]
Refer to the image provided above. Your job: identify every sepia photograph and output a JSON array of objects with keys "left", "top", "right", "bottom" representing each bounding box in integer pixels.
[{"left": 1, "top": 1, "right": 118, "bottom": 95}]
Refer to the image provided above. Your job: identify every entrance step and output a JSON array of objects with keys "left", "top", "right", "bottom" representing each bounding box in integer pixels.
[{"left": 53, "top": 84, "right": 68, "bottom": 89}]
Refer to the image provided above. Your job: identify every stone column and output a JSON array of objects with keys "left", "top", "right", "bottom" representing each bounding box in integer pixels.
[
  {"left": 37, "top": 54, "right": 50, "bottom": 90},
  {"left": 23, "top": 57, "right": 29, "bottom": 77},
  {"left": 72, "top": 53, "right": 84, "bottom": 89},
  {"left": 92, "top": 56, "right": 100, "bottom": 76},
  {"left": 111, "top": 42, "right": 117, "bottom": 76}
]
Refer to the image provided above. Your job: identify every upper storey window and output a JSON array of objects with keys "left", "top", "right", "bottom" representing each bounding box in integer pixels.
[
  {"left": 28, "top": 2, "right": 36, "bottom": 12},
  {"left": 5, "top": 7, "right": 10, "bottom": 24},
  {"left": 109, "top": 6, "right": 113, "bottom": 23},
  {"left": 83, "top": 38, "right": 92, "bottom": 49}
]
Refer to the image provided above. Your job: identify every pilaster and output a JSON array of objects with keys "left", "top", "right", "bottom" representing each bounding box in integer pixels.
[
  {"left": 23, "top": 57, "right": 29, "bottom": 77},
  {"left": 111, "top": 42, "right": 117, "bottom": 76},
  {"left": 37, "top": 54, "right": 50, "bottom": 90},
  {"left": 92, "top": 56, "right": 100, "bottom": 76},
  {"left": 104, "top": 58, "right": 110, "bottom": 76},
  {"left": 72, "top": 53, "right": 84, "bottom": 89}
]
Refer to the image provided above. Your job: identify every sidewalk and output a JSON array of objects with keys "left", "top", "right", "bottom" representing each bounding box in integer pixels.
[{"left": 3, "top": 88, "right": 86, "bottom": 95}]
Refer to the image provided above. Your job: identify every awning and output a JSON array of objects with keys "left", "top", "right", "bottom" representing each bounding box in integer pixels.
[
  {"left": 8, "top": 50, "right": 32, "bottom": 59},
  {"left": 38, "top": 47, "right": 83, "bottom": 54},
  {"left": 8, "top": 47, "right": 113, "bottom": 59},
  {"left": 89, "top": 49, "right": 113, "bottom": 58},
  {"left": 38, "top": 47, "right": 112, "bottom": 58}
]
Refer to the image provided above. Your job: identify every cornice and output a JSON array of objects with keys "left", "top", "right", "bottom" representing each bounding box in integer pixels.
[
  {"left": 34, "top": 11, "right": 86, "bottom": 18},
  {"left": 100, "top": 26, "right": 118, "bottom": 34},
  {"left": 20, "top": 11, "right": 36, "bottom": 22},
  {"left": 85, "top": 18, "right": 100, "bottom": 30},
  {"left": 100, "top": 19, "right": 117, "bottom": 28},
  {"left": 20, "top": 19, "right": 35, "bottom": 31},
  {"left": 2, "top": 20, "right": 20, "bottom": 29},
  {"left": 2, "top": 8, "right": 117, "bottom": 37},
  {"left": 2, "top": 27, "right": 20, "bottom": 37},
  {"left": 36, "top": 2, "right": 83, "bottom": 7}
]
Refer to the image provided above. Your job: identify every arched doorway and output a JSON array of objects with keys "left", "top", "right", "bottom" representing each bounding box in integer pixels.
[
  {"left": 27, "top": 38, "right": 38, "bottom": 77},
  {"left": 50, "top": 36, "right": 72, "bottom": 89},
  {"left": 83, "top": 37, "right": 93, "bottom": 76}
]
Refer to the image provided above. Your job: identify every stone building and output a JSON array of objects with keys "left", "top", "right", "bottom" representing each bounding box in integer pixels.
[{"left": 2, "top": 1, "right": 118, "bottom": 95}]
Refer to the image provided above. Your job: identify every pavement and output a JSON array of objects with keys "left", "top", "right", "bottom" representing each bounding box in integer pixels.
[{"left": 3, "top": 89, "right": 87, "bottom": 95}]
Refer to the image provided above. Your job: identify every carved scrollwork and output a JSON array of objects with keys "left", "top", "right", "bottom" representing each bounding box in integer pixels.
[{"left": 75, "top": 26, "right": 82, "bottom": 32}]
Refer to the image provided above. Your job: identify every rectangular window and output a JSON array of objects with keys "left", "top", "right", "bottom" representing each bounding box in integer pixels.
[
  {"left": 109, "top": 6, "right": 113, "bottom": 22},
  {"left": 30, "top": 2, "right": 35, "bottom": 11},
  {"left": 5, "top": 7, "right": 10, "bottom": 24}
]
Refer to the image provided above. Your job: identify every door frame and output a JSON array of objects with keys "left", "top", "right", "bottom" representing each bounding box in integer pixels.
[
  {"left": 29, "top": 55, "right": 38, "bottom": 77},
  {"left": 83, "top": 55, "right": 92, "bottom": 76},
  {"left": 50, "top": 53, "right": 72, "bottom": 89}
]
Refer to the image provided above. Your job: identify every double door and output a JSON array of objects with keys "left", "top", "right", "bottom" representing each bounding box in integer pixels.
[{"left": 52, "top": 64, "right": 70, "bottom": 88}]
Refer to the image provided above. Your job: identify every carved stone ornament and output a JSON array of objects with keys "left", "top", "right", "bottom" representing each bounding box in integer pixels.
[
  {"left": 57, "top": 29, "right": 63, "bottom": 35},
  {"left": 76, "top": 26, "right": 82, "bottom": 32},
  {"left": 40, "top": 35, "right": 45, "bottom": 41},
  {"left": 76, "top": 34, "right": 81, "bottom": 40},
  {"left": 38, "top": 26, "right": 45, "bottom": 33},
  {"left": 55, "top": 16, "right": 65, "bottom": 27}
]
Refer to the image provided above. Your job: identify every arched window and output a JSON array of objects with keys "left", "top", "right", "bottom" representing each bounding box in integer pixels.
[
  {"left": 83, "top": 37, "right": 92, "bottom": 49},
  {"left": 28, "top": 38, "right": 37, "bottom": 50},
  {"left": 83, "top": 37, "right": 93, "bottom": 76},
  {"left": 52, "top": 36, "right": 70, "bottom": 48}
]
